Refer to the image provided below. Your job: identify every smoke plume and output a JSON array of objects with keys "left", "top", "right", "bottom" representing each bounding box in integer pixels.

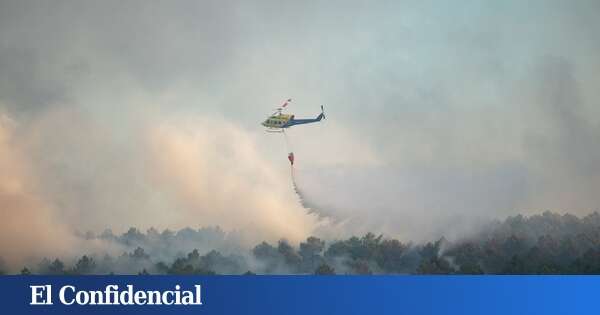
[{"left": 1, "top": 0, "right": 600, "bottom": 269}]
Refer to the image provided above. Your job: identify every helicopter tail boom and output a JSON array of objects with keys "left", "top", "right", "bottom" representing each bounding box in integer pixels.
[{"left": 282, "top": 106, "right": 325, "bottom": 127}]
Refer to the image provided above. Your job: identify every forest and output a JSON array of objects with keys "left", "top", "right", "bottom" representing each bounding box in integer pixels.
[{"left": 5, "top": 211, "right": 600, "bottom": 275}]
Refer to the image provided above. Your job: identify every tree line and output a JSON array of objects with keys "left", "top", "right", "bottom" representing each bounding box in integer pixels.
[{"left": 6, "top": 211, "right": 600, "bottom": 275}]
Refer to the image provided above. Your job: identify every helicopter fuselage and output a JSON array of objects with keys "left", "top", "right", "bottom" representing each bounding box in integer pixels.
[
  {"left": 262, "top": 112, "right": 324, "bottom": 130},
  {"left": 262, "top": 113, "right": 294, "bottom": 129},
  {"left": 262, "top": 105, "right": 325, "bottom": 130}
]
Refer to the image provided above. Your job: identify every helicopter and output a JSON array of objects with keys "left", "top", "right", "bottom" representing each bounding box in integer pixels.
[{"left": 261, "top": 99, "right": 325, "bottom": 132}]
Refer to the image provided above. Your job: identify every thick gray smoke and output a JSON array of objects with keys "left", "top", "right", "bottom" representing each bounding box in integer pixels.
[
  {"left": 293, "top": 55, "right": 600, "bottom": 242},
  {"left": 1, "top": 1, "right": 599, "bottom": 268}
]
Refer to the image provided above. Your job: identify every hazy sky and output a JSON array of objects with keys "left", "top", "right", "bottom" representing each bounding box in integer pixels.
[{"left": 1, "top": 0, "right": 599, "bottom": 264}]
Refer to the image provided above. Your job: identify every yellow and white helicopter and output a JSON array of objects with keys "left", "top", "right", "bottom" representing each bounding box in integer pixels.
[{"left": 261, "top": 99, "right": 325, "bottom": 132}]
